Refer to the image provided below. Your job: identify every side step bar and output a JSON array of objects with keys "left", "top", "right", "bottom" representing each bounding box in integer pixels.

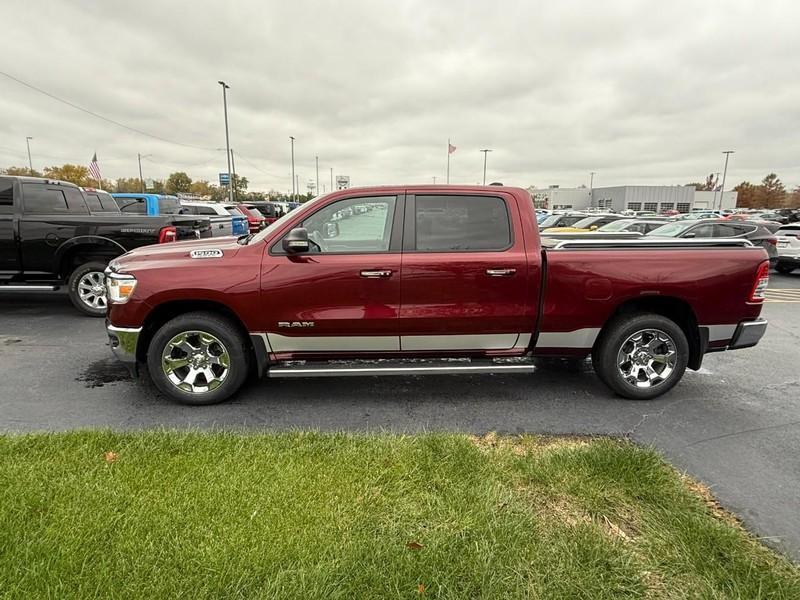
[
  {"left": 0, "top": 284, "right": 60, "bottom": 291},
  {"left": 268, "top": 358, "right": 536, "bottom": 378}
]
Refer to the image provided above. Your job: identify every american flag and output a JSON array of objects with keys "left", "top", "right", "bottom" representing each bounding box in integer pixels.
[
  {"left": 88, "top": 153, "right": 101, "bottom": 180},
  {"left": 448, "top": 143, "right": 457, "bottom": 154}
]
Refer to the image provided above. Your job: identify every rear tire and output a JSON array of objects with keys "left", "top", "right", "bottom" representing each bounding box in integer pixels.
[
  {"left": 592, "top": 313, "right": 688, "bottom": 400},
  {"left": 67, "top": 261, "right": 109, "bottom": 317},
  {"left": 775, "top": 263, "right": 795, "bottom": 274},
  {"left": 146, "top": 311, "right": 250, "bottom": 405}
]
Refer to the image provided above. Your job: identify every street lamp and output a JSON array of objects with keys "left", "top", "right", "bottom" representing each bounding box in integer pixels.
[
  {"left": 719, "top": 151, "right": 734, "bottom": 210},
  {"left": 289, "top": 136, "right": 296, "bottom": 201},
  {"left": 137, "top": 153, "right": 153, "bottom": 192},
  {"left": 218, "top": 81, "right": 233, "bottom": 203},
  {"left": 479, "top": 149, "right": 492, "bottom": 185},
  {"left": 25, "top": 137, "right": 34, "bottom": 174}
]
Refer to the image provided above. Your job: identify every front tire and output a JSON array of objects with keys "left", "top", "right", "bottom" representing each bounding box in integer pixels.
[
  {"left": 146, "top": 312, "right": 250, "bottom": 405},
  {"left": 67, "top": 261, "right": 109, "bottom": 317},
  {"left": 592, "top": 313, "right": 688, "bottom": 400}
]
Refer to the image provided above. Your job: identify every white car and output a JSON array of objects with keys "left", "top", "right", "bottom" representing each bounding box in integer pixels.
[
  {"left": 775, "top": 225, "right": 800, "bottom": 274},
  {"left": 180, "top": 201, "right": 248, "bottom": 237}
]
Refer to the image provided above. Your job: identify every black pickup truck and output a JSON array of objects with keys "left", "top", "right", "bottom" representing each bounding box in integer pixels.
[{"left": 0, "top": 176, "right": 211, "bottom": 316}]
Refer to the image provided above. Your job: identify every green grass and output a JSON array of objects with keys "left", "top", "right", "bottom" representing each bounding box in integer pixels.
[{"left": 0, "top": 432, "right": 797, "bottom": 599}]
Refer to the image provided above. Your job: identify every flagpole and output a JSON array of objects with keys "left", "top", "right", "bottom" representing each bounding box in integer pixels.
[{"left": 446, "top": 139, "right": 450, "bottom": 184}]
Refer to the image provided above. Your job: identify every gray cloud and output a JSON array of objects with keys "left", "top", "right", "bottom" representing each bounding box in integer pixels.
[{"left": 2, "top": 0, "right": 798, "bottom": 192}]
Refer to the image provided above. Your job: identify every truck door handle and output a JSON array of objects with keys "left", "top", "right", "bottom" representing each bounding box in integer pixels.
[
  {"left": 486, "top": 268, "right": 516, "bottom": 277},
  {"left": 360, "top": 269, "right": 393, "bottom": 278}
]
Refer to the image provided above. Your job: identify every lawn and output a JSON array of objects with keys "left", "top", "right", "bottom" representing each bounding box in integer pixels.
[{"left": 0, "top": 432, "right": 797, "bottom": 599}]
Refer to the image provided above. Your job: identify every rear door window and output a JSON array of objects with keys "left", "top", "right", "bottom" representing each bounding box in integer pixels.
[
  {"left": 0, "top": 179, "right": 13, "bottom": 213},
  {"left": 117, "top": 197, "right": 147, "bottom": 214},
  {"left": 22, "top": 184, "right": 71, "bottom": 214},
  {"left": 414, "top": 195, "right": 511, "bottom": 252}
]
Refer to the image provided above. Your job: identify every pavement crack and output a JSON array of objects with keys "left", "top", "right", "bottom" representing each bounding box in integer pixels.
[
  {"left": 684, "top": 419, "right": 800, "bottom": 448},
  {"left": 626, "top": 395, "right": 690, "bottom": 439}
]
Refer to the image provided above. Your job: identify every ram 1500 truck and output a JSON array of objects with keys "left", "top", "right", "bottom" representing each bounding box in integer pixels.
[
  {"left": 0, "top": 176, "right": 211, "bottom": 316},
  {"left": 105, "top": 185, "right": 770, "bottom": 405}
]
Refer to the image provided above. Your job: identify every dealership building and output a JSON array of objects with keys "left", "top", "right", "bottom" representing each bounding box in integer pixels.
[{"left": 529, "top": 185, "right": 737, "bottom": 213}]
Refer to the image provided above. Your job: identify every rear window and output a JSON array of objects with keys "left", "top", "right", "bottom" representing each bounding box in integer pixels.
[
  {"left": 226, "top": 207, "right": 244, "bottom": 216},
  {"left": 157, "top": 197, "right": 182, "bottom": 214},
  {"left": 117, "top": 197, "right": 147, "bottom": 214},
  {"left": 22, "top": 184, "right": 88, "bottom": 214},
  {"left": 246, "top": 206, "right": 264, "bottom": 218},
  {"left": 414, "top": 195, "right": 511, "bottom": 252}
]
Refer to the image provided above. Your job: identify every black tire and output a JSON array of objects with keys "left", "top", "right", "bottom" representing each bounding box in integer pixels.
[
  {"left": 67, "top": 261, "right": 109, "bottom": 317},
  {"left": 592, "top": 313, "right": 689, "bottom": 400},
  {"left": 146, "top": 311, "right": 250, "bottom": 405},
  {"left": 775, "top": 263, "right": 795, "bottom": 274}
]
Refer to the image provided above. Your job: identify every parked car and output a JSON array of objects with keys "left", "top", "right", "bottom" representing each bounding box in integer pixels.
[
  {"left": 81, "top": 188, "right": 121, "bottom": 214},
  {"left": 775, "top": 235, "right": 800, "bottom": 274},
  {"left": 246, "top": 201, "right": 283, "bottom": 224},
  {"left": 236, "top": 203, "right": 267, "bottom": 233},
  {"left": 753, "top": 212, "right": 789, "bottom": 225},
  {"left": 595, "top": 219, "right": 670, "bottom": 235},
  {"left": 0, "top": 176, "right": 211, "bottom": 315},
  {"left": 179, "top": 201, "right": 249, "bottom": 237},
  {"left": 537, "top": 212, "right": 589, "bottom": 229},
  {"left": 112, "top": 193, "right": 185, "bottom": 216},
  {"left": 647, "top": 219, "right": 778, "bottom": 264},
  {"left": 104, "top": 185, "right": 768, "bottom": 405},
  {"left": 541, "top": 214, "right": 625, "bottom": 233}
]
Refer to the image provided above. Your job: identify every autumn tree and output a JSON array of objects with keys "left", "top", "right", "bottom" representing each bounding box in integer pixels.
[
  {"left": 189, "top": 180, "right": 214, "bottom": 197},
  {"left": 1, "top": 166, "right": 42, "bottom": 177},
  {"left": 165, "top": 172, "right": 192, "bottom": 195},
  {"left": 734, "top": 182, "right": 760, "bottom": 208},
  {"left": 42, "top": 164, "right": 92, "bottom": 186}
]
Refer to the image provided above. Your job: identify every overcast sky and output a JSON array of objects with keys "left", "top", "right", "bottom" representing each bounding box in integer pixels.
[{"left": 2, "top": 0, "right": 799, "bottom": 192}]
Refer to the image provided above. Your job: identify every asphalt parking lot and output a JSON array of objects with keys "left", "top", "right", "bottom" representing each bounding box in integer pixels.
[{"left": 1, "top": 272, "right": 799, "bottom": 559}]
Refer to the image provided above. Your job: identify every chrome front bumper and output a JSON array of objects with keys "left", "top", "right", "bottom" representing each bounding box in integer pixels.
[
  {"left": 729, "top": 318, "right": 768, "bottom": 350},
  {"left": 107, "top": 323, "right": 142, "bottom": 374}
]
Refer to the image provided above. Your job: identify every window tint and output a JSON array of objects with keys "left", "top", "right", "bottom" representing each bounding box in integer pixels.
[
  {"left": 84, "top": 192, "right": 103, "bottom": 212},
  {"left": 158, "top": 197, "right": 182, "bottom": 214},
  {"left": 98, "top": 191, "right": 120, "bottom": 212},
  {"left": 688, "top": 224, "right": 715, "bottom": 238},
  {"left": 117, "top": 197, "right": 147, "bottom": 214},
  {"left": 415, "top": 195, "right": 510, "bottom": 252},
  {"left": 22, "top": 184, "right": 71, "bottom": 213},
  {"left": 298, "top": 195, "right": 396, "bottom": 253},
  {"left": 714, "top": 224, "right": 744, "bottom": 237},
  {"left": 560, "top": 215, "right": 584, "bottom": 227},
  {"left": 0, "top": 179, "right": 13, "bottom": 212},
  {"left": 197, "top": 206, "right": 218, "bottom": 215}
]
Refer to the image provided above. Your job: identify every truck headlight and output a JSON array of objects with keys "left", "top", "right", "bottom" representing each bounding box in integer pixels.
[{"left": 106, "top": 272, "right": 137, "bottom": 304}]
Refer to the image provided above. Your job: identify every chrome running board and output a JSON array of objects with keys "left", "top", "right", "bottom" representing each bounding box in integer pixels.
[
  {"left": 0, "top": 284, "right": 60, "bottom": 291},
  {"left": 267, "top": 358, "right": 536, "bottom": 378}
]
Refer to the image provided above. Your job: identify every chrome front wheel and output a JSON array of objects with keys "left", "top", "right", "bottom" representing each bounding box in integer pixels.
[{"left": 161, "top": 330, "right": 231, "bottom": 394}]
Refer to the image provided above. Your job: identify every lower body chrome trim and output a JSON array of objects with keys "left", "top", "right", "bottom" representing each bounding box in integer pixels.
[
  {"left": 536, "top": 328, "right": 601, "bottom": 348},
  {"left": 266, "top": 333, "right": 399, "bottom": 352},
  {"left": 262, "top": 332, "right": 532, "bottom": 353},
  {"left": 400, "top": 333, "right": 521, "bottom": 351}
]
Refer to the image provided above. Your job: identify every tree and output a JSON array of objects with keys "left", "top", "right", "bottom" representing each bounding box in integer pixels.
[
  {"left": 686, "top": 173, "right": 717, "bottom": 191},
  {"left": 734, "top": 181, "right": 761, "bottom": 208},
  {"left": 114, "top": 177, "right": 144, "bottom": 192},
  {"left": 1, "top": 166, "right": 41, "bottom": 177},
  {"left": 189, "top": 180, "right": 214, "bottom": 197},
  {"left": 43, "top": 164, "right": 91, "bottom": 186},
  {"left": 761, "top": 173, "right": 786, "bottom": 208},
  {"left": 165, "top": 172, "right": 192, "bottom": 195}
]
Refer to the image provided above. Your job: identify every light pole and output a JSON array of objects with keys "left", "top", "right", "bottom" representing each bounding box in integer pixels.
[
  {"left": 315, "top": 155, "right": 319, "bottom": 198},
  {"left": 230, "top": 148, "right": 238, "bottom": 202},
  {"left": 137, "top": 153, "right": 152, "bottom": 192},
  {"left": 711, "top": 171, "right": 720, "bottom": 209},
  {"left": 289, "top": 136, "right": 296, "bottom": 201},
  {"left": 25, "top": 137, "right": 33, "bottom": 174},
  {"left": 433, "top": 176, "right": 437, "bottom": 184},
  {"left": 719, "top": 151, "right": 734, "bottom": 210},
  {"left": 330, "top": 167, "right": 333, "bottom": 191},
  {"left": 218, "top": 81, "right": 234, "bottom": 203},
  {"left": 479, "top": 149, "right": 492, "bottom": 185}
]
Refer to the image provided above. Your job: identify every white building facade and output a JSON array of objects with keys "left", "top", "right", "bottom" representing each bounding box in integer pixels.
[{"left": 529, "top": 185, "right": 737, "bottom": 213}]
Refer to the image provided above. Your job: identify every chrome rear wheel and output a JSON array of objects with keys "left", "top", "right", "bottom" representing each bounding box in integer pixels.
[{"left": 616, "top": 329, "right": 677, "bottom": 389}]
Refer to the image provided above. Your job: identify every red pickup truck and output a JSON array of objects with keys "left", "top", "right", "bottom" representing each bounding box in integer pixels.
[{"left": 105, "top": 185, "right": 769, "bottom": 405}]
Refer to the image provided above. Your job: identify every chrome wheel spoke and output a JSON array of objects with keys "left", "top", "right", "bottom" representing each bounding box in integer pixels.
[
  {"left": 162, "top": 330, "right": 230, "bottom": 395},
  {"left": 616, "top": 328, "right": 677, "bottom": 390}
]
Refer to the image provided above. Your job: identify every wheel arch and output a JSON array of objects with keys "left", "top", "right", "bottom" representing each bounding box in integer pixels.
[
  {"left": 595, "top": 295, "right": 704, "bottom": 370},
  {"left": 57, "top": 237, "right": 126, "bottom": 277},
  {"left": 136, "top": 299, "right": 254, "bottom": 365}
]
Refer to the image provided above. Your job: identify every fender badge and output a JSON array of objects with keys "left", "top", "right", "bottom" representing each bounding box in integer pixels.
[{"left": 190, "top": 249, "right": 223, "bottom": 259}]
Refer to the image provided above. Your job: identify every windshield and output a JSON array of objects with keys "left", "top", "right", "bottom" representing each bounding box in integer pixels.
[
  {"left": 246, "top": 195, "right": 325, "bottom": 244},
  {"left": 570, "top": 216, "right": 604, "bottom": 229},
  {"left": 246, "top": 207, "right": 264, "bottom": 218},
  {"left": 647, "top": 222, "right": 694, "bottom": 237},
  {"left": 597, "top": 219, "right": 635, "bottom": 232},
  {"left": 539, "top": 215, "right": 564, "bottom": 228}
]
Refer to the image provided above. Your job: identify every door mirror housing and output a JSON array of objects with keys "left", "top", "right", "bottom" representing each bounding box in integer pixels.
[
  {"left": 283, "top": 228, "right": 310, "bottom": 253},
  {"left": 683, "top": 232, "right": 696, "bottom": 238},
  {"left": 323, "top": 221, "right": 340, "bottom": 239},
  {"left": 590, "top": 225, "right": 598, "bottom": 230}
]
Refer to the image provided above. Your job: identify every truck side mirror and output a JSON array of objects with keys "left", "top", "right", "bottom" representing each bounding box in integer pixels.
[{"left": 283, "top": 228, "right": 310, "bottom": 253}]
